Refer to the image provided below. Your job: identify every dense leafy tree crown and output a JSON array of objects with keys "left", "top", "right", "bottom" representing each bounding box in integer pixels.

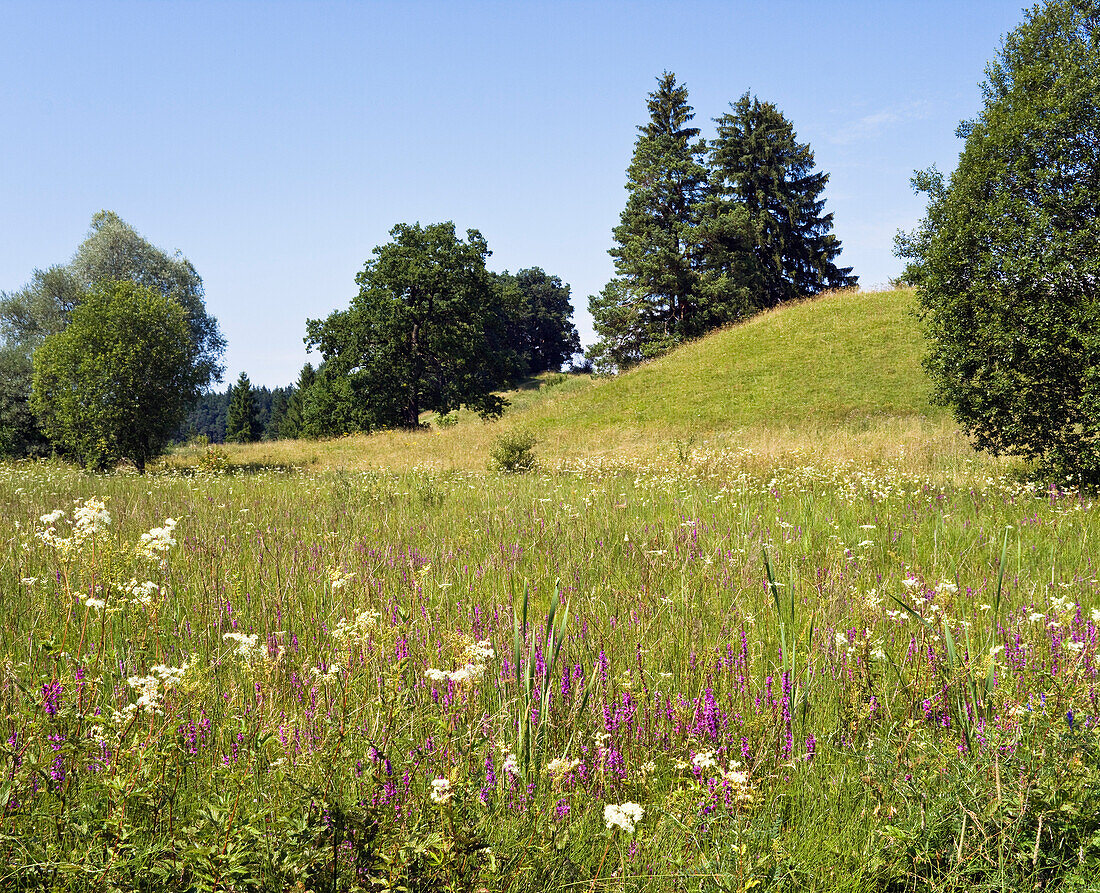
[
  {"left": 0, "top": 211, "right": 224, "bottom": 458},
  {"left": 71, "top": 211, "right": 225, "bottom": 387},
  {"left": 896, "top": 0, "right": 1100, "bottom": 481},
  {"left": 306, "top": 222, "right": 510, "bottom": 433},
  {"left": 31, "top": 280, "right": 204, "bottom": 471},
  {"left": 495, "top": 268, "right": 581, "bottom": 375}
]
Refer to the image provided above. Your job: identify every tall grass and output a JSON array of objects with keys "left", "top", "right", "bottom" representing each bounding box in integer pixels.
[{"left": 2, "top": 451, "right": 1099, "bottom": 890}]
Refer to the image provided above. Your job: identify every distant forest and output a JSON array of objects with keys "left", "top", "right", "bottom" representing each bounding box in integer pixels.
[{"left": 177, "top": 386, "right": 293, "bottom": 444}]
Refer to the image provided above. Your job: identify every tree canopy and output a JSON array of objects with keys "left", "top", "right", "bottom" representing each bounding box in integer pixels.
[
  {"left": 0, "top": 212, "right": 224, "bottom": 458},
  {"left": 495, "top": 268, "right": 581, "bottom": 376},
  {"left": 590, "top": 74, "right": 855, "bottom": 372},
  {"left": 896, "top": 0, "right": 1100, "bottom": 482},
  {"left": 710, "top": 93, "right": 856, "bottom": 308},
  {"left": 226, "top": 371, "right": 262, "bottom": 443},
  {"left": 306, "top": 222, "right": 512, "bottom": 432},
  {"left": 31, "top": 281, "right": 206, "bottom": 472}
]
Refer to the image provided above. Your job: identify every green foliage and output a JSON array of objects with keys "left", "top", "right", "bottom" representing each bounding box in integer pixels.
[
  {"left": 276, "top": 363, "right": 315, "bottom": 440},
  {"left": 897, "top": 0, "right": 1100, "bottom": 483},
  {"left": 71, "top": 211, "right": 225, "bottom": 387},
  {"left": 591, "top": 72, "right": 709, "bottom": 369},
  {"left": 0, "top": 212, "right": 223, "bottom": 459},
  {"left": 306, "top": 222, "right": 510, "bottom": 433},
  {"left": 495, "top": 268, "right": 581, "bottom": 376},
  {"left": 489, "top": 429, "right": 538, "bottom": 473},
  {"left": 31, "top": 280, "right": 204, "bottom": 472},
  {"left": 225, "top": 372, "right": 262, "bottom": 444},
  {"left": 590, "top": 75, "right": 854, "bottom": 372},
  {"left": 709, "top": 93, "right": 857, "bottom": 308},
  {"left": 0, "top": 346, "right": 48, "bottom": 457}
]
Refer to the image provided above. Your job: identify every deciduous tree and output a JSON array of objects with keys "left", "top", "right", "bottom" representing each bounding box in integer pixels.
[
  {"left": 306, "top": 222, "right": 510, "bottom": 431},
  {"left": 896, "top": 0, "right": 1100, "bottom": 482},
  {"left": 31, "top": 281, "right": 204, "bottom": 472}
]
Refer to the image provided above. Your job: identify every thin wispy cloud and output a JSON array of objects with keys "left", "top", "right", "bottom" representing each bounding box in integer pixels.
[{"left": 829, "top": 101, "right": 934, "bottom": 146}]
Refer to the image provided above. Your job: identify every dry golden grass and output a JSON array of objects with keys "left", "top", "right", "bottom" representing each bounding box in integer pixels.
[{"left": 162, "top": 288, "right": 1011, "bottom": 483}]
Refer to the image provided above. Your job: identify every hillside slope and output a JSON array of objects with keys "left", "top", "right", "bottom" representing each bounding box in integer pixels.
[
  {"left": 528, "top": 287, "right": 937, "bottom": 434},
  {"left": 174, "top": 288, "right": 967, "bottom": 472}
]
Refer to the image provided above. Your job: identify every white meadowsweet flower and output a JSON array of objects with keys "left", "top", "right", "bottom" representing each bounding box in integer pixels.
[
  {"left": 546, "top": 757, "right": 580, "bottom": 777},
  {"left": 223, "top": 632, "right": 260, "bottom": 660},
  {"left": 691, "top": 750, "right": 717, "bottom": 771},
  {"left": 1091, "top": 608, "right": 1100, "bottom": 624},
  {"left": 430, "top": 777, "right": 452, "bottom": 804},
  {"left": 73, "top": 498, "right": 111, "bottom": 537},
  {"left": 139, "top": 519, "right": 178, "bottom": 558},
  {"left": 835, "top": 632, "right": 849, "bottom": 648},
  {"left": 502, "top": 753, "right": 521, "bottom": 777},
  {"left": 40, "top": 509, "right": 66, "bottom": 526},
  {"left": 603, "top": 801, "right": 644, "bottom": 833},
  {"left": 936, "top": 581, "right": 958, "bottom": 596},
  {"left": 1064, "top": 640, "right": 1085, "bottom": 653}
]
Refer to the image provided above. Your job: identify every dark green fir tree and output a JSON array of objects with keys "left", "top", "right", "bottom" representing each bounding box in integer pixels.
[
  {"left": 225, "top": 371, "right": 261, "bottom": 443},
  {"left": 710, "top": 93, "right": 856, "bottom": 309},
  {"left": 591, "top": 72, "right": 709, "bottom": 369}
]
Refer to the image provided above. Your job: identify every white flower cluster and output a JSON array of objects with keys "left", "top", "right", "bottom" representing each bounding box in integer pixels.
[
  {"left": 430, "top": 777, "right": 452, "bottom": 804},
  {"left": 1050, "top": 594, "right": 1076, "bottom": 615},
  {"left": 121, "top": 578, "right": 163, "bottom": 607},
  {"left": 36, "top": 498, "right": 112, "bottom": 555},
  {"left": 328, "top": 567, "right": 355, "bottom": 590},
  {"left": 310, "top": 663, "right": 341, "bottom": 683},
  {"left": 138, "top": 518, "right": 178, "bottom": 560},
  {"left": 545, "top": 756, "right": 580, "bottom": 778},
  {"left": 73, "top": 498, "right": 111, "bottom": 538},
  {"left": 223, "top": 632, "right": 261, "bottom": 660},
  {"left": 501, "top": 753, "right": 521, "bottom": 777},
  {"left": 123, "top": 663, "right": 188, "bottom": 718},
  {"left": 425, "top": 638, "right": 494, "bottom": 686},
  {"left": 332, "top": 609, "right": 382, "bottom": 644},
  {"left": 77, "top": 589, "right": 107, "bottom": 611},
  {"left": 692, "top": 750, "right": 717, "bottom": 771},
  {"left": 603, "top": 801, "right": 644, "bottom": 833}
]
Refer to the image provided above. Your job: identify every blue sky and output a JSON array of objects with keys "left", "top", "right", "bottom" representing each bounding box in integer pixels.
[{"left": 0, "top": 1, "right": 1026, "bottom": 387}]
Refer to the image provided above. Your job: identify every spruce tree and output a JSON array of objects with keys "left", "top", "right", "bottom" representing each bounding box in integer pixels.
[
  {"left": 710, "top": 93, "right": 856, "bottom": 309},
  {"left": 225, "top": 371, "right": 261, "bottom": 443},
  {"left": 279, "top": 363, "right": 314, "bottom": 439},
  {"left": 594, "top": 72, "right": 709, "bottom": 366}
]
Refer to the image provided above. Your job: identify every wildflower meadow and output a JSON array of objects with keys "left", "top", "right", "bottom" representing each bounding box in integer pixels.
[{"left": 2, "top": 452, "right": 1099, "bottom": 891}]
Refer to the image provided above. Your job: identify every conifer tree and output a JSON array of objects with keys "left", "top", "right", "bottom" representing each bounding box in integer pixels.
[
  {"left": 225, "top": 371, "right": 261, "bottom": 443},
  {"left": 710, "top": 93, "right": 856, "bottom": 309},
  {"left": 278, "top": 364, "right": 314, "bottom": 439},
  {"left": 592, "top": 72, "right": 709, "bottom": 367}
]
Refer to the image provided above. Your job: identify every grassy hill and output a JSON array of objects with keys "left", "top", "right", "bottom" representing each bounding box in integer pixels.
[{"left": 170, "top": 287, "right": 978, "bottom": 473}]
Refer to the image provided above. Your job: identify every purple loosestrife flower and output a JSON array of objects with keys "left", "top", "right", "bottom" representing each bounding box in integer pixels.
[{"left": 42, "top": 680, "right": 62, "bottom": 716}]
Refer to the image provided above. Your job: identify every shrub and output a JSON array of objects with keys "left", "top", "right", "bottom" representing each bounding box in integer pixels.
[{"left": 489, "top": 430, "right": 538, "bottom": 473}]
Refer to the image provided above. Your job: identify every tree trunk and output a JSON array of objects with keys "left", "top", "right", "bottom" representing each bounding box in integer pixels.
[{"left": 404, "top": 323, "right": 420, "bottom": 428}]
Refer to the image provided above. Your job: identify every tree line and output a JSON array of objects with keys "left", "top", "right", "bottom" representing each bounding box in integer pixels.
[{"left": 5, "top": 0, "right": 1093, "bottom": 481}]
